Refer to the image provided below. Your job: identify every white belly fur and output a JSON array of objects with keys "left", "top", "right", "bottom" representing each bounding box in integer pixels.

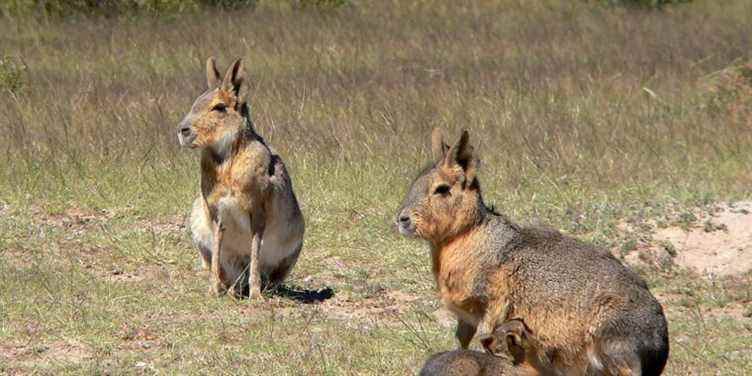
[{"left": 190, "top": 196, "right": 303, "bottom": 278}]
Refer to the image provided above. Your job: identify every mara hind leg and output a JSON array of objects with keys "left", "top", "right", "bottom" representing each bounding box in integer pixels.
[
  {"left": 590, "top": 335, "right": 667, "bottom": 376},
  {"left": 266, "top": 243, "right": 303, "bottom": 289},
  {"left": 588, "top": 338, "right": 642, "bottom": 376},
  {"left": 591, "top": 308, "right": 669, "bottom": 376}
]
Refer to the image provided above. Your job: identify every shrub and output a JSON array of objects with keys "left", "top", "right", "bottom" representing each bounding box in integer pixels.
[
  {"left": 0, "top": 55, "right": 26, "bottom": 94},
  {"left": 705, "top": 62, "right": 752, "bottom": 128}
]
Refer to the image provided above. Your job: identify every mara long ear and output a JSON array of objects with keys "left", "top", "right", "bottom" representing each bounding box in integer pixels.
[
  {"left": 431, "top": 128, "right": 449, "bottom": 161},
  {"left": 444, "top": 130, "right": 479, "bottom": 187},
  {"left": 206, "top": 57, "right": 221, "bottom": 89},
  {"left": 221, "top": 58, "right": 245, "bottom": 97}
]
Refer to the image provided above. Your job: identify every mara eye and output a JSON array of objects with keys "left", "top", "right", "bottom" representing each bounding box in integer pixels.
[
  {"left": 433, "top": 185, "right": 451, "bottom": 196},
  {"left": 211, "top": 103, "right": 227, "bottom": 112}
]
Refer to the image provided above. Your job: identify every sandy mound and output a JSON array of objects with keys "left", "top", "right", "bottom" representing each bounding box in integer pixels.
[
  {"left": 654, "top": 202, "right": 752, "bottom": 276},
  {"left": 623, "top": 201, "right": 752, "bottom": 277}
]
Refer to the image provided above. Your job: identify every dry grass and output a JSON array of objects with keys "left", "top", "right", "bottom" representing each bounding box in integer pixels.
[{"left": 1, "top": 0, "right": 751, "bottom": 374}]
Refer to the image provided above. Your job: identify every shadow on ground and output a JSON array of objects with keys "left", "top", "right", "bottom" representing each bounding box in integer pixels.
[{"left": 272, "top": 285, "right": 335, "bottom": 303}]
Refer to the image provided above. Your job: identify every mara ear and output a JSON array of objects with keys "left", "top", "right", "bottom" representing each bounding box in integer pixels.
[
  {"left": 221, "top": 58, "right": 245, "bottom": 97},
  {"left": 444, "top": 130, "right": 479, "bottom": 187},
  {"left": 206, "top": 57, "right": 221, "bottom": 89},
  {"left": 504, "top": 333, "right": 527, "bottom": 364},
  {"left": 480, "top": 334, "right": 504, "bottom": 357},
  {"left": 431, "top": 128, "right": 449, "bottom": 161}
]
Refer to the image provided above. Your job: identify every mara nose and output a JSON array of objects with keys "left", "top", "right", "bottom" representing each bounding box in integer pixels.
[
  {"left": 179, "top": 125, "right": 191, "bottom": 137},
  {"left": 398, "top": 214, "right": 410, "bottom": 225}
]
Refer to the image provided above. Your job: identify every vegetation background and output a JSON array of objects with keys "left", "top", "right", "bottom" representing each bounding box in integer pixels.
[{"left": 1, "top": 0, "right": 751, "bottom": 374}]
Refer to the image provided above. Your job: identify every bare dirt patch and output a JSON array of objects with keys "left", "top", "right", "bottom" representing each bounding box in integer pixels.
[
  {"left": 0, "top": 340, "right": 90, "bottom": 367},
  {"left": 36, "top": 206, "right": 115, "bottom": 231},
  {"left": 621, "top": 202, "right": 752, "bottom": 277},
  {"left": 132, "top": 214, "right": 187, "bottom": 236},
  {"left": 656, "top": 202, "right": 752, "bottom": 277},
  {"left": 320, "top": 289, "right": 423, "bottom": 324}
]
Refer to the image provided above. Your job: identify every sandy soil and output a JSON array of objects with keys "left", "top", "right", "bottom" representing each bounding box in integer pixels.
[{"left": 620, "top": 201, "right": 752, "bottom": 278}]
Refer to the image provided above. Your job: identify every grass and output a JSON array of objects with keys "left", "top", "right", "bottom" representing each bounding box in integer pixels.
[{"left": 1, "top": 0, "right": 751, "bottom": 374}]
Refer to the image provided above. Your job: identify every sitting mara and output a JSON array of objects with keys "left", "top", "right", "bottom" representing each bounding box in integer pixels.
[
  {"left": 177, "top": 57, "right": 304, "bottom": 299},
  {"left": 397, "top": 129, "right": 669, "bottom": 375}
]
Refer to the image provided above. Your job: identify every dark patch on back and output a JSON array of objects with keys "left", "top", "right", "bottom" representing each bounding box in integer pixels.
[
  {"left": 239, "top": 101, "right": 252, "bottom": 121},
  {"left": 268, "top": 154, "right": 278, "bottom": 177}
]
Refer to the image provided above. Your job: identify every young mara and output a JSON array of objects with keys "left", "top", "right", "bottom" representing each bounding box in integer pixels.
[
  {"left": 421, "top": 319, "right": 549, "bottom": 376},
  {"left": 177, "top": 57, "right": 304, "bottom": 299}
]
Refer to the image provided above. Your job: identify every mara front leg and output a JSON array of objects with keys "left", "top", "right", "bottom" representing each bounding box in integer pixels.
[
  {"left": 210, "top": 219, "right": 227, "bottom": 296},
  {"left": 456, "top": 320, "right": 478, "bottom": 349},
  {"left": 477, "top": 297, "right": 510, "bottom": 351},
  {"left": 248, "top": 210, "right": 265, "bottom": 300}
]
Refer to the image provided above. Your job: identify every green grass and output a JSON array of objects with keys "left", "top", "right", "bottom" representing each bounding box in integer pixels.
[{"left": 1, "top": 0, "right": 752, "bottom": 374}]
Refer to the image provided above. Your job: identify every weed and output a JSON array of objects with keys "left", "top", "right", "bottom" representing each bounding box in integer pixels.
[
  {"left": 0, "top": 55, "right": 25, "bottom": 94},
  {"left": 659, "top": 240, "right": 678, "bottom": 257}
]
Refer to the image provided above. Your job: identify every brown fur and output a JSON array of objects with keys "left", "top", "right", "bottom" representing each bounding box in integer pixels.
[
  {"left": 494, "top": 319, "right": 553, "bottom": 375},
  {"left": 398, "top": 129, "right": 669, "bottom": 375},
  {"left": 420, "top": 319, "right": 547, "bottom": 376},
  {"left": 178, "top": 58, "right": 305, "bottom": 299}
]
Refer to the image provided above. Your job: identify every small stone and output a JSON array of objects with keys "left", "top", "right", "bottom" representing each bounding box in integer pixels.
[{"left": 743, "top": 306, "right": 752, "bottom": 318}]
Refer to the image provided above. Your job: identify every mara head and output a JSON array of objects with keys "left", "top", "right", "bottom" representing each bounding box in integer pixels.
[
  {"left": 177, "top": 57, "right": 250, "bottom": 154},
  {"left": 396, "top": 129, "right": 485, "bottom": 245}
]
